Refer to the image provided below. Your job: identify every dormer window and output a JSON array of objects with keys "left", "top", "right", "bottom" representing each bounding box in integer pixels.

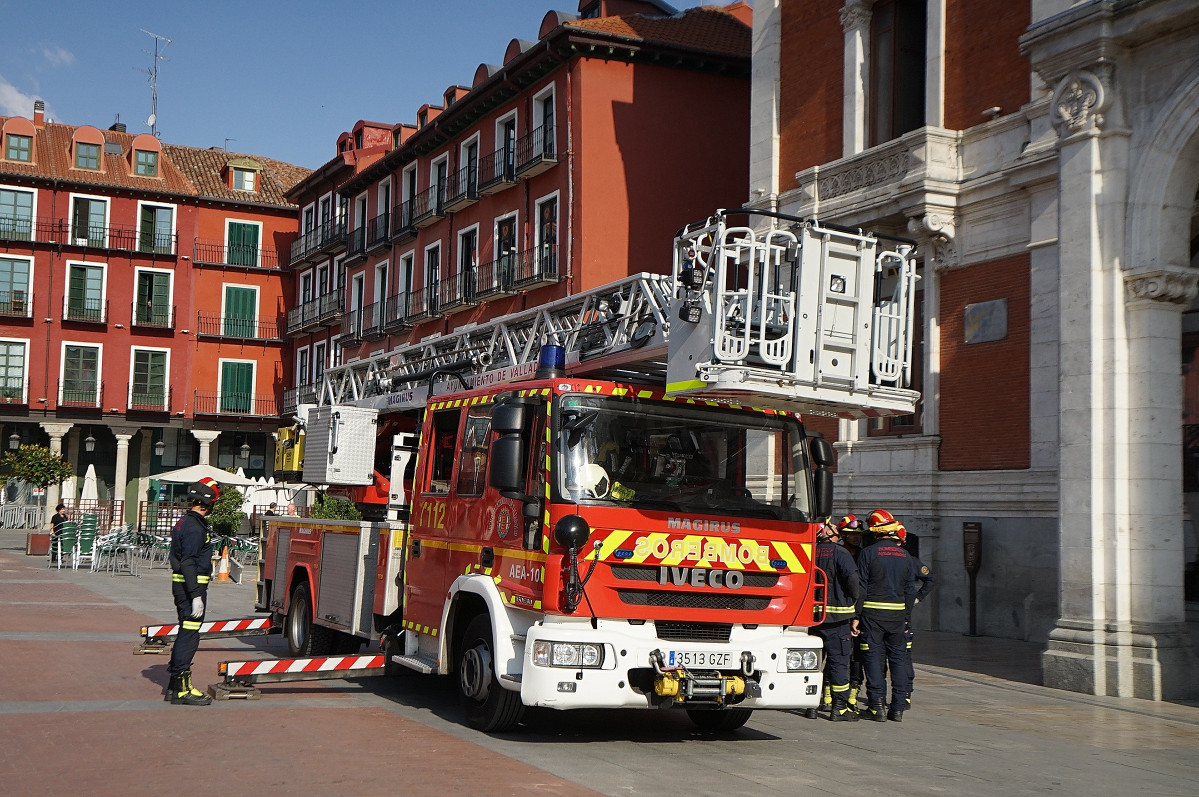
[
  {"left": 135, "top": 150, "right": 158, "bottom": 177},
  {"left": 75, "top": 142, "right": 100, "bottom": 170},
  {"left": 418, "top": 110, "right": 428, "bottom": 128},
  {"left": 234, "top": 168, "right": 256, "bottom": 191},
  {"left": 5, "top": 134, "right": 31, "bottom": 162}
]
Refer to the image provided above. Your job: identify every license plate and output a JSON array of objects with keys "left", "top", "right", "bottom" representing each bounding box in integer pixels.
[{"left": 666, "top": 650, "right": 733, "bottom": 668}]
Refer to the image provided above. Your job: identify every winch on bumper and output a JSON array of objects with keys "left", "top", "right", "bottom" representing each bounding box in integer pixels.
[{"left": 519, "top": 619, "right": 824, "bottom": 710}]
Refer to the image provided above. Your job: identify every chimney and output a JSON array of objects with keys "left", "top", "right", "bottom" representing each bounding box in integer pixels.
[
  {"left": 33, "top": 100, "right": 45, "bottom": 127},
  {"left": 109, "top": 121, "right": 127, "bottom": 133}
]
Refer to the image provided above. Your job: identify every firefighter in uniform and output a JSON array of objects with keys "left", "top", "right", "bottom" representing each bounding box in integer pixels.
[
  {"left": 895, "top": 522, "right": 935, "bottom": 710},
  {"left": 166, "top": 477, "right": 220, "bottom": 706},
  {"left": 809, "top": 517, "right": 861, "bottom": 721},
  {"left": 852, "top": 509, "right": 916, "bottom": 722},
  {"left": 837, "top": 514, "right": 869, "bottom": 713}
]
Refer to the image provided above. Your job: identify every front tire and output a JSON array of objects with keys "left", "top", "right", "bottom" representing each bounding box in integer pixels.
[
  {"left": 687, "top": 708, "right": 753, "bottom": 731},
  {"left": 457, "top": 614, "right": 525, "bottom": 732},
  {"left": 286, "top": 582, "right": 333, "bottom": 657}
]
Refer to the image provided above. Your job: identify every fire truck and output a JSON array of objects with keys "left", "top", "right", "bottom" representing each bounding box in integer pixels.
[{"left": 254, "top": 208, "right": 919, "bottom": 732}]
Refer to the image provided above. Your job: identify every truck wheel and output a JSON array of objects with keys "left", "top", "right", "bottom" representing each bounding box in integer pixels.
[
  {"left": 687, "top": 708, "right": 753, "bottom": 732},
  {"left": 457, "top": 615, "right": 525, "bottom": 732},
  {"left": 286, "top": 582, "right": 333, "bottom": 657}
]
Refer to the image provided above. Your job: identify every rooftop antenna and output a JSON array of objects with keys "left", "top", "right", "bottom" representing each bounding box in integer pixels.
[
  {"left": 137, "top": 29, "right": 171, "bottom": 138},
  {"left": 224, "top": 138, "right": 237, "bottom": 152}
]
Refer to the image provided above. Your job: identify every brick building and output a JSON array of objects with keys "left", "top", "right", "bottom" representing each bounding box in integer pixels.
[
  {"left": 0, "top": 101, "right": 308, "bottom": 518},
  {"left": 751, "top": 0, "right": 1199, "bottom": 699}
]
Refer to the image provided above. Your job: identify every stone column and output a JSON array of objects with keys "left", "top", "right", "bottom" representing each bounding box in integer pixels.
[
  {"left": 191, "top": 430, "right": 220, "bottom": 466},
  {"left": 39, "top": 422, "right": 73, "bottom": 528},
  {"left": 840, "top": 0, "right": 870, "bottom": 157},
  {"left": 113, "top": 433, "right": 132, "bottom": 523}
]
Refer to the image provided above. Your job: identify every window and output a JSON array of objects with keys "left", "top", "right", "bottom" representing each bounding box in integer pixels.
[
  {"left": 297, "top": 347, "right": 310, "bottom": 386},
  {"left": 535, "top": 89, "right": 555, "bottom": 156},
  {"left": 233, "top": 167, "right": 257, "bottom": 191},
  {"left": 426, "top": 243, "right": 441, "bottom": 315},
  {"left": 75, "top": 142, "right": 100, "bottom": 170},
  {"left": 464, "top": 140, "right": 479, "bottom": 194},
  {"left": 135, "top": 270, "right": 171, "bottom": 326},
  {"left": 0, "top": 187, "right": 33, "bottom": 241},
  {"left": 314, "top": 342, "right": 326, "bottom": 383},
  {"left": 5, "top": 134, "right": 31, "bottom": 162},
  {"left": 227, "top": 221, "right": 260, "bottom": 266},
  {"left": 456, "top": 404, "right": 493, "bottom": 496},
  {"left": 537, "top": 197, "right": 558, "bottom": 275},
  {"left": 300, "top": 272, "right": 313, "bottom": 304},
  {"left": 426, "top": 408, "right": 460, "bottom": 494},
  {"left": 71, "top": 196, "right": 107, "bottom": 246},
  {"left": 66, "top": 263, "right": 104, "bottom": 322},
  {"left": 0, "top": 340, "right": 26, "bottom": 400},
  {"left": 320, "top": 197, "right": 331, "bottom": 227},
  {"left": 869, "top": 0, "right": 927, "bottom": 146},
  {"left": 62, "top": 344, "right": 100, "bottom": 406},
  {"left": 219, "top": 361, "right": 254, "bottom": 413},
  {"left": 131, "top": 349, "right": 168, "bottom": 410},
  {"left": 0, "top": 257, "right": 30, "bottom": 316},
  {"left": 459, "top": 227, "right": 477, "bottom": 302},
  {"left": 139, "top": 204, "right": 174, "bottom": 254},
  {"left": 496, "top": 214, "right": 517, "bottom": 289},
  {"left": 501, "top": 116, "right": 516, "bottom": 174},
  {"left": 134, "top": 150, "right": 158, "bottom": 177},
  {"left": 223, "top": 285, "right": 258, "bottom": 337}
]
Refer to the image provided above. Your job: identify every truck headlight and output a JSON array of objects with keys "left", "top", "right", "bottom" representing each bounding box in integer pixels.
[
  {"left": 786, "top": 649, "right": 820, "bottom": 671},
  {"left": 532, "top": 640, "right": 605, "bottom": 668}
]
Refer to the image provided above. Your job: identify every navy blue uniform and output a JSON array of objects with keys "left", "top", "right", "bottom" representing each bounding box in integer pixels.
[
  {"left": 856, "top": 536, "right": 916, "bottom": 709},
  {"left": 168, "top": 509, "right": 213, "bottom": 678},
  {"left": 813, "top": 540, "right": 861, "bottom": 707}
]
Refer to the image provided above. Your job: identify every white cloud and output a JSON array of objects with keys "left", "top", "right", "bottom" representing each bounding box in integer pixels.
[
  {"left": 0, "top": 75, "right": 43, "bottom": 118},
  {"left": 41, "top": 46, "right": 75, "bottom": 68}
]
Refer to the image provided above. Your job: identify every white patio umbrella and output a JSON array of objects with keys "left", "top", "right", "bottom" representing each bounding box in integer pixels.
[
  {"left": 153, "top": 464, "right": 257, "bottom": 487},
  {"left": 79, "top": 464, "right": 100, "bottom": 502},
  {"left": 60, "top": 475, "right": 77, "bottom": 503}
]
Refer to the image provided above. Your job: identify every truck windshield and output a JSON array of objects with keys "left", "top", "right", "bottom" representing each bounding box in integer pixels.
[{"left": 555, "top": 395, "right": 814, "bottom": 522}]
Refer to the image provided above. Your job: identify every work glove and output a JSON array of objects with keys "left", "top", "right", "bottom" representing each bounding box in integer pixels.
[
  {"left": 190, "top": 596, "right": 204, "bottom": 619},
  {"left": 914, "top": 597, "right": 921, "bottom": 605}
]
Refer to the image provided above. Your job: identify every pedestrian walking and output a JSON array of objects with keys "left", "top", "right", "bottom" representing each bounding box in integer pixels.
[
  {"left": 853, "top": 508, "right": 916, "bottom": 722},
  {"left": 810, "top": 517, "right": 861, "bottom": 721},
  {"left": 896, "top": 522, "right": 935, "bottom": 711},
  {"left": 166, "top": 478, "right": 220, "bottom": 706}
]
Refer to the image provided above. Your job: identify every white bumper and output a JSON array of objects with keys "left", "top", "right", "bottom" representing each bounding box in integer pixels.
[{"left": 519, "top": 618, "right": 823, "bottom": 710}]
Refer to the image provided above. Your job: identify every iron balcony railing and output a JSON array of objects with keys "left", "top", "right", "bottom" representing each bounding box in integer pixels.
[
  {"left": 391, "top": 199, "right": 416, "bottom": 241},
  {"left": 59, "top": 379, "right": 103, "bottom": 408},
  {"left": 196, "top": 313, "right": 282, "bottom": 341},
  {"left": 0, "top": 217, "right": 178, "bottom": 255},
  {"left": 193, "top": 390, "right": 279, "bottom": 417},
  {"left": 410, "top": 184, "right": 445, "bottom": 228},
  {"left": 475, "top": 253, "right": 519, "bottom": 299},
  {"left": 366, "top": 211, "right": 391, "bottom": 252},
  {"left": 514, "top": 124, "right": 557, "bottom": 176},
  {"left": 477, "top": 147, "right": 516, "bottom": 194},
  {"left": 290, "top": 218, "right": 347, "bottom": 264},
  {"left": 131, "top": 302, "right": 175, "bottom": 329},
  {"left": 285, "top": 293, "right": 343, "bottom": 335},
  {"left": 439, "top": 268, "right": 478, "bottom": 313},
  {"left": 192, "top": 240, "right": 281, "bottom": 269},
  {"left": 0, "top": 375, "right": 26, "bottom": 403},
  {"left": 282, "top": 383, "right": 319, "bottom": 413},
  {"left": 0, "top": 215, "right": 33, "bottom": 241},
  {"left": 129, "top": 386, "right": 172, "bottom": 413},
  {"left": 384, "top": 292, "right": 411, "bottom": 330},
  {"left": 346, "top": 224, "right": 367, "bottom": 265},
  {"left": 444, "top": 162, "right": 479, "bottom": 211},
  {"left": 404, "top": 284, "right": 439, "bottom": 323},
  {"left": 0, "top": 289, "right": 30, "bottom": 317},
  {"left": 361, "top": 300, "right": 386, "bottom": 339},
  {"left": 512, "top": 243, "right": 560, "bottom": 289},
  {"left": 64, "top": 298, "right": 108, "bottom": 324},
  {"left": 341, "top": 307, "right": 365, "bottom": 344}
]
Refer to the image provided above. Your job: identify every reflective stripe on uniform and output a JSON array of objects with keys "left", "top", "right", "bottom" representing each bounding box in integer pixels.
[
  {"left": 181, "top": 621, "right": 202, "bottom": 630},
  {"left": 196, "top": 575, "right": 210, "bottom": 584},
  {"left": 171, "top": 574, "right": 185, "bottom": 582},
  {"left": 863, "top": 600, "right": 905, "bottom": 611},
  {"left": 825, "top": 604, "right": 856, "bottom": 614}
]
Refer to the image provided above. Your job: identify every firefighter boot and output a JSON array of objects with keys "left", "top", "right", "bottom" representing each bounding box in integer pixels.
[
  {"left": 888, "top": 694, "right": 906, "bottom": 722},
  {"left": 820, "top": 684, "right": 832, "bottom": 712},
  {"left": 171, "top": 670, "right": 211, "bottom": 706},
  {"left": 847, "top": 685, "right": 860, "bottom": 713},
  {"left": 867, "top": 699, "right": 888, "bottom": 722},
  {"left": 164, "top": 673, "right": 181, "bottom": 702},
  {"left": 802, "top": 708, "right": 819, "bottom": 719},
  {"left": 829, "top": 696, "right": 859, "bottom": 722}
]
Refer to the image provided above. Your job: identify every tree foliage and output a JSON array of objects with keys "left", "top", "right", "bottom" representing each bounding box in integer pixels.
[
  {"left": 208, "top": 484, "right": 247, "bottom": 537},
  {"left": 0, "top": 445, "right": 73, "bottom": 490},
  {"left": 310, "top": 493, "right": 362, "bottom": 521}
]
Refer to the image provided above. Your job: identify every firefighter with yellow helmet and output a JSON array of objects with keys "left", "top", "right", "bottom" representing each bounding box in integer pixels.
[{"left": 852, "top": 508, "right": 916, "bottom": 722}]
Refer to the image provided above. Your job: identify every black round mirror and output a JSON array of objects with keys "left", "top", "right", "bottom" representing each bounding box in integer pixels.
[{"left": 554, "top": 514, "right": 591, "bottom": 552}]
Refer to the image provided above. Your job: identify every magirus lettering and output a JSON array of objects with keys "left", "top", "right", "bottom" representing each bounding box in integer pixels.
[
  {"left": 666, "top": 517, "right": 741, "bottom": 534},
  {"left": 657, "top": 566, "right": 744, "bottom": 589}
]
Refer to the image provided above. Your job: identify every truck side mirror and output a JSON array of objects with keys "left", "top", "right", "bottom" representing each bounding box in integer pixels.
[
  {"left": 813, "top": 467, "right": 833, "bottom": 519},
  {"left": 492, "top": 401, "right": 525, "bottom": 435},
  {"left": 809, "top": 436, "right": 834, "bottom": 468},
  {"left": 489, "top": 435, "right": 527, "bottom": 497}
]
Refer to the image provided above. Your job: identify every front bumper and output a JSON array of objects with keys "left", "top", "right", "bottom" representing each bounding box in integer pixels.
[{"left": 520, "top": 619, "right": 823, "bottom": 710}]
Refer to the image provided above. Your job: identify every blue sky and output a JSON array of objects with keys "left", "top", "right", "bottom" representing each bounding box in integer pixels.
[{"left": 0, "top": 0, "right": 721, "bottom": 170}]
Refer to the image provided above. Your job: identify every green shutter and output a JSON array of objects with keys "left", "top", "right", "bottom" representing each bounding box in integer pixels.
[
  {"left": 223, "top": 286, "right": 257, "bottom": 337},
  {"left": 228, "top": 222, "right": 259, "bottom": 266},
  {"left": 220, "top": 362, "right": 253, "bottom": 413},
  {"left": 132, "top": 351, "right": 166, "bottom": 409},
  {"left": 136, "top": 272, "right": 170, "bottom": 325}
]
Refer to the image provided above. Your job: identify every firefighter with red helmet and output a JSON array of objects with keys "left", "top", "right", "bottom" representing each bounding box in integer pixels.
[
  {"left": 808, "top": 516, "right": 862, "bottom": 721},
  {"left": 166, "top": 477, "right": 220, "bottom": 706},
  {"left": 852, "top": 508, "right": 916, "bottom": 722},
  {"left": 894, "top": 522, "right": 935, "bottom": 710}
]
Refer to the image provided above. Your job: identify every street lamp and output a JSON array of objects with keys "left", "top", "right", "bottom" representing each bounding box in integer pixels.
[
  {"left": 154, "top": 439, "right": 166, "bottom": 457},
  {"left": 8, "top": 432, "right": 19, "bottom": 450},
  {"left": 240, "top": 442, "right": 251, "bottom": 461},
  {"left": 84, "top": 433, "right": 96, "bottom": 453}
]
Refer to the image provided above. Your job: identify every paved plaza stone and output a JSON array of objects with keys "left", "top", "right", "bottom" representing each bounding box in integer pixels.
[{"left": 1, "top": 527, "right": 1196, "bottom": 796}]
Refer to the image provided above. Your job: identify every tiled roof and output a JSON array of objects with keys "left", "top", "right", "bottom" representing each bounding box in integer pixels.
[
  {"left": 0, "top": 118, "right": 310, "bottom": 208},
  {"left": 564, "top": 5, "right": 750, "bottom": 58}
]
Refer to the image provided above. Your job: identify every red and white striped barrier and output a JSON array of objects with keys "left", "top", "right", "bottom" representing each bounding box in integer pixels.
[
  {"left": 134, "top": 616, "right": 278, "bottom": 654},
  {"left": 211, "top": 654, "right": 387, "bottom": 696}
]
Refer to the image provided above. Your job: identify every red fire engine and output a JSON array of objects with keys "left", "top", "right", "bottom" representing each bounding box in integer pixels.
[{"left": 253, "top": 209, "right": 919, "bottom": 732}]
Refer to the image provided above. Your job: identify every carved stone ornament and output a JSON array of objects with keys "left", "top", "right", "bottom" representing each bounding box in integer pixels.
[
  {"left": 840, "top": 0, "right": 871, "bottom": 32},
  {"left": 907, "top": 212, "right": 958, "bottom": 270},
  {"left": 1124, "top": 268, "right": 1199, "bottom": 306},
  {"left": 1051, "top": 69, "right": 1108, "bottom": 136}
]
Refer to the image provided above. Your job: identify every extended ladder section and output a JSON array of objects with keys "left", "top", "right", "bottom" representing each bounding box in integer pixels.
[{"left": 310, "top": 209, "right": 919, "bottom": 420}]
